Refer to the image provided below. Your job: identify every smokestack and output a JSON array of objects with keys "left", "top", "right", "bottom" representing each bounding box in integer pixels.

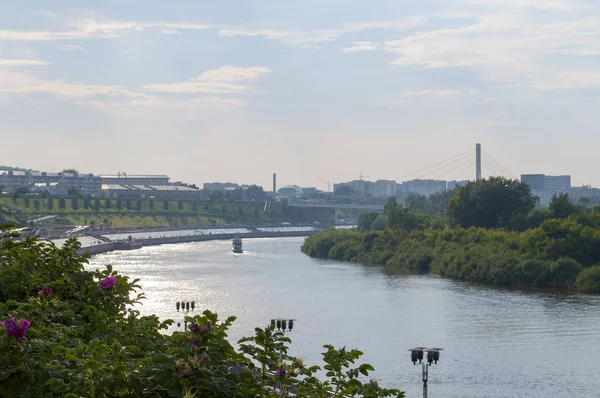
[{"left": 273, "top": 173, "right": 277, "bottom": 195}]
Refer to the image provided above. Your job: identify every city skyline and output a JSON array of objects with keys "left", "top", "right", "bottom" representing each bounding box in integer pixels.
[{"left": 2, "top": 1, "right": 600, "bottom": 189}]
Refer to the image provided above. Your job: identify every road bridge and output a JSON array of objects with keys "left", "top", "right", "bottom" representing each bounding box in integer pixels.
[{"left": 288, "top": 202, "right": 383, "bottom": 211}]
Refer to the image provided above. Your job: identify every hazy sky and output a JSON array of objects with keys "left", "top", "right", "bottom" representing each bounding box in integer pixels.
[{"left": 2, "top": 0, "right": 600, "bottom": 189}]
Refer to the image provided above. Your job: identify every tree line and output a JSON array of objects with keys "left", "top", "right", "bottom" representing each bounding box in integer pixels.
[{"left": 302, "top": 177, "right": 600, "bottom": 293}]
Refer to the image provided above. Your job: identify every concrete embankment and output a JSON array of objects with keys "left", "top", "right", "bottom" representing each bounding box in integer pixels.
[{"left": 77, "top": 230, "right": 319, "bottom": 256}]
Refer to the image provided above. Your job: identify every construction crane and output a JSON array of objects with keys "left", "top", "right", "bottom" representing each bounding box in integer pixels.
[
  {"left": 316, "top": 177, "right": 331, "bottom": 192},
  {"left": 359, "top": 172, "right": 370, "bottom": 181}
]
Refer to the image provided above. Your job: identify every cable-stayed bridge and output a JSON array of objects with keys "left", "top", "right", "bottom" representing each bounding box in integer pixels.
[{"left": 289, "top": 143, "right": 515, "bottom": 213}]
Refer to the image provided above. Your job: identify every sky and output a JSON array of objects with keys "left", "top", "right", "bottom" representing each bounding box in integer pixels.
[{"left": 1, "top": 0, "right": 600, "bottom": 189}]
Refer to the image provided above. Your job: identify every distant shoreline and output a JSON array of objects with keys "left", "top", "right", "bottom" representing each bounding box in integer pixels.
[{"left": 71, "top": 229, "right": 321, "bottom": 256}]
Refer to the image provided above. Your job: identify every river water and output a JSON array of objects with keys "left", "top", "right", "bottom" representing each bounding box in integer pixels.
[{"left": 88, "top": 237, "right": 600, "bottom": 398}]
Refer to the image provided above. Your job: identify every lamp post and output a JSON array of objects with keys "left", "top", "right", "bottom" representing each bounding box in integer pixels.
[
  {"left": 408, "top": 347, "right": 443, "bottom": 398},
  {"left": 175, "top": 300, "right": 196, "bottom": 331},
  {"left": 270, "top": 318, "right": 295, "bottom": 332}
]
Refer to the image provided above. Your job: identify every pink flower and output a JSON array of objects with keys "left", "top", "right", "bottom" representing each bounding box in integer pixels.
[
  {"left": 275, "top": 365, "right": 287, "bottom": 377},
  {"left": 200, "top": 354, "right": 211, "bottom": 367},
  {"left": 0, "top": 317, "right": 31, "bottom": 340},
  {"left": 100, "top": 275, "right": 117, "bottom": 289},
  {"left": 37, "top": 286, "right": 52, "bottom": 297}
]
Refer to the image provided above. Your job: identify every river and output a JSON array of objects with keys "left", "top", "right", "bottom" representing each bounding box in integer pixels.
[{"left": 88, "top": 237, "right": 600, "bottom": 398}]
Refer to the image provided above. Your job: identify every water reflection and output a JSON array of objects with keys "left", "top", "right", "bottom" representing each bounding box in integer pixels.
[{"left": 88, "top": 237, "right": 600, "bottom": 398}]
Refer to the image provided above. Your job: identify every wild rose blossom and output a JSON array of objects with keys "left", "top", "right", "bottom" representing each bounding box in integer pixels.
[
  {"left": 0, "top": 317, "right": 31, "bottom": 340},
  {"left": 200, "top": 354, "right": 211, "bottom": 367},
  {"left": 275, "top": 365, "right": 287, "bottom": 377},
  {"left": 185, "top": 338, "right": 196, "bottom": 348},
  {"left": 189, "top": 322, "right": 200, "bottom": 332},
  {"left": 37, "top": 286, "right": 52, "bottom": 297},
  {"left": 100, "top": 275, "right": 117, "bottom": 289}
]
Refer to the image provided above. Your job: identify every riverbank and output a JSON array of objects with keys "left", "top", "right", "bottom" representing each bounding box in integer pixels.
[{"left": 301, "top": 222, "right": 600, "bottom": 293}]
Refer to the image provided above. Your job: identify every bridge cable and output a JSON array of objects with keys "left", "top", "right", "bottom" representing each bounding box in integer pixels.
[
  {"left": 396, "top": 149, "right": 475, "bottom": 181},
  {"left": 481, "top": 151, "right": 512, "bottom": 176},
  {"left": 481, "top": 150, "right": 517, "bottom": 178},
  {"left": 481, "top": 157, "right": 506, "bottom": 178},
  {"left": 433, "top": 152, "right": 476, "bottom": 180}
]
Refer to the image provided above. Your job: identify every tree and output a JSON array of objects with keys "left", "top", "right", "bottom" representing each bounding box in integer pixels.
[
  {"left": 238, "top": 206, "right": 244, "bottom": 216},
  {"left": 405, "top": 194, "right": 430, "bottom": 214},
  {"left": 83, "top": 196, "right": 92, "bottom": 209},
  {"left": 357, "top": 212, "right": 378, "bottom": 231},
  {"left": 104, "top": 198, "right": 112, "bottom": 209},
  {"left": 163, "top": 200, "right": 169, "bottom": 211},
  {"left": 94, "top": 198, "right": 101, "bottom": 212},
  {"left": 116, "top": 198, "right": 122, "bottom": 210},
  {"left": 24, "top": 198, "right": 30, "bottom": 208},
  {"left": 68, "top": 188, "right": 82, "bottom": 198},
  {"left": 149, "top": 200, "right": 155, "bottom": 210},
  {"left": 445, "top": 177, "right": 536, "bottom": 228},
  {"left": 253, "top": 208, "right": 259, "bottom": 218},
  {"left": 247, "top": 185, "right": 266, "bottom": 202},
  {"left": 58, "top": 198, "right": 66, "bottom": 210},
  {"left": 204, "top": 203, "right": 210, "bottom": 212},
  {"left": 71, "top": 197, "right": 79, "bottom": 210},
  {"left": 549, "top": 193, "right": 578, "bottom": 219},
  {"left": 33, "top": 200, "right": 40, "bottom": 211},
  {"left": 177, "top": 201, "right": 183, "bottom": 210},
  {"left": 136, "top": 200, "right": 142, "bottom": 212},
  {"left": 47, "top": 197, "right": 54, "bottom": 210},
  {"left": 192, "top": 202, "right": 197, "bottom": 212},
  {"left": 62, "top": 168, "right": 78, "bottom": 175},
  {"left": 221, "top": 204, "right": 227, "bottom": 214},
  {"left": 371, "top": 214, "right": 388, "bottom": 231},
  {"left": 125, "top": 199, "right": 132, "bottom": 210},
  {"left": 0, "top": 184, "right": 5, "bottom": 193}
]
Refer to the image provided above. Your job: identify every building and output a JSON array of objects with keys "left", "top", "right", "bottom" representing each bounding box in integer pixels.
[
  {"left": 521, "top": 174, "right": 571, "bottom": 191},
  {"left": 203, "top": 182, "right": 240, "bottom": 191},
  {"left": 30, "top": 182, "right": 69, "bottom": 196},
  {"left": 0, "top": 170, "right": 100, "bottom": 195},
  {"left": 333, "top": 180, "right": 395, "bottom": 198},
  {"left": 278, "top": 185, "right": 304, "bottom": 198},
  {"left": 101, "top": 184, "right": 202, "bottom": 200},
  {"left": 99, "top": 174, "right": 169, "bottom": 186},
  {"left": 401, "top": 179, "right": 447, "bottom": 196},
  {"left": 544, "top": 175, "right": 571, "bottom": 190}
]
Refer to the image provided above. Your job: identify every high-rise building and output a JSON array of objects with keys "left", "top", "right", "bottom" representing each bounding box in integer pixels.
[{"left": 401, "top": 179, "right": 447, "bottom": 196}]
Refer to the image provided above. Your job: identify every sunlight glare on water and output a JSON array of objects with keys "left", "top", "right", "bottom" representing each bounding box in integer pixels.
[{"left": 88, "top": 237, "right": 600, "bottom": 398}]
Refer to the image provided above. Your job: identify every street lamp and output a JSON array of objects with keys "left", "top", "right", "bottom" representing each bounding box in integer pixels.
[
  {"left": 270, "top": 318, "right": 295, "bottom": 332},
  {"left": 175, "top": 300, "right": 196, "bottom": 331},
  {"left": 408, "top": 347, "right": 443, "bottom": 398}
]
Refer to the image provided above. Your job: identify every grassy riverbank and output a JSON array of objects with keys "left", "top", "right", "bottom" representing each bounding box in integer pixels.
[
  {"left": 301, "top": 178, "right": 600, "bottom": 293},
  {"left": 0, "top": 196, "right": 334, "bottom": 228}
]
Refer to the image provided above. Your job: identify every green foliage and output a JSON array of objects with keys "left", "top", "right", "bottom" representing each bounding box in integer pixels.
[
  {"left": 58, "top": 198, "right": 66, "bottom": 210},
  {"left": 446, "top": 177, "right": 536, "bottom": 228},
  {"left": 94, "top": 198, "right": 101, "bottom": 212},
  {"left": 303, "top": 210, "right": 600, "bottom": 292},
  {"left": 576, "top": 265, "right": 600, "bottom": 293},
  {"left": 71, "top": 197, "right": 79, "bottom": 211},
  {"left": 549, "top": 193, "right": 578, "bottom": 219},
  {"left": 47, "top": 198, "right": 54, "bottom": 211},
  {"left": 0, "top": 227, "right": 402, "bottom": 397}
]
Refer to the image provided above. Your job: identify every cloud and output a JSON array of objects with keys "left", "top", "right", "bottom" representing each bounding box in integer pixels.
[
  {"left": 0, "top": 59, "right": 51, "bottom": 66},
  {"left": 342, "top": 41, "right": 379, "bottom": 53},
  {"left": 0, "top": 19, "right": 213, "bottom": 41},
  {"left": 144, "top": 66, "right": 271, "bottom": 94},
  {"left": 217, "top": 17, "right": 427, "bottom": 45},
  {"left": 406, "top": 89, "right": 460, "bottom": 98},
  {"left": 531, "top": 70, "right": 600, "bottom": 90},
  {"left": 463, "top": 0, "right": 581, "bottom": 11},
  {"left": 482, "top": 120, "right": 519, "bottom": 127},
  {"left": 57, "top": 44, "right": 84, "bottom": 51},
  {"left": 157, "top": 28, "right": 181, "bottom": 35},
  {"left": 81, "top": 96, "right": 247, "bottom": 120}
]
